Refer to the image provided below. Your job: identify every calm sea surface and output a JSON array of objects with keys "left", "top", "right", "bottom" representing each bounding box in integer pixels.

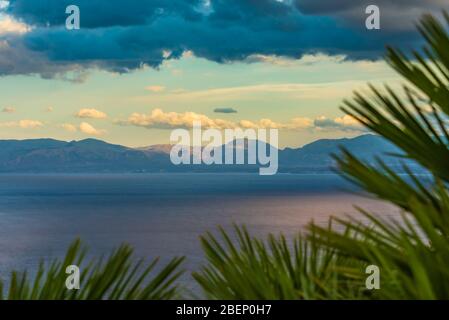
[{"left": 0, "top": 173, "right": 398, "bottom": 292}]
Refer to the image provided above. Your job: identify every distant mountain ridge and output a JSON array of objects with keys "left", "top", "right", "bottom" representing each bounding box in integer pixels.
[
  {"left": 280, "top": 135, "right": 400, "bottom": 167},
  {"left": 0, "top": 135, "right": 417, "bottom": 173}
]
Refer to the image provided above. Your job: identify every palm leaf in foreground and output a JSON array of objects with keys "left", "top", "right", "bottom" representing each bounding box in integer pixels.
[
  {"left": 0, "top": 239, "right": 185, "bottom": 300},
  {"left": 309, "top": 13, "right": 449, "bottom": 299},
  {"left": 193, "top": 225, "right": 366, "bottom": 300}
]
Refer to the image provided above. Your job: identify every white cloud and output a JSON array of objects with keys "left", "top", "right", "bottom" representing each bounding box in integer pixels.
[
  {"left": 19, "top": 119, "right": 43, "bottom": 129},
  {"left": 75, "top": 108, "right": 107, "bottom": 119},
  {"left": 245, "top": 54, "right": 298, "bottom": 67},
  {"left": 314, "top": 115, "right": 365, "bottom": 132},
  {"left": 0, "top": 121, "right": 16, "bottom": 128},
  {"left": 289, "top": 117, "right": 314, "bottom": 129},
  {"left": 119, "top": 109, "right": 364, "bottom": 132},
  {"left": 238, "top": 118, "right": 313, "bottom": 130},
  {"left": 79, "top": 122, "right": 106, "bottom": 135},
  {"left": 245, "top": 53, "right": 346, "bottom": 67},
  {"left": 123, "top": 108, "right": 236, "bottom": 130},
  {"left": 145, "top": 85, "right": 166, "bottom": 92},
  {"left": 0, "top": 15, "right": 30, "bottom": 36},
  {"left": 60, "top": 123, "right": 77, "bottom": 133},
  {"left": 0, "top": 1, "right": 9, "bottom": 10},
  {"left": 0, "top": 119, "right": 43, "bottom": 129},
  {"left": 296, "top": 54, "right": 347, "bottom": 66},
  {"left": 334, "top": 115, "right": 362, "bottom": 127}
]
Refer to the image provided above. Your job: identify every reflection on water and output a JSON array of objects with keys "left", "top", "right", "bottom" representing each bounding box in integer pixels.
[{"left": 0, "top": 173, "right": 398, "bottom": 291}]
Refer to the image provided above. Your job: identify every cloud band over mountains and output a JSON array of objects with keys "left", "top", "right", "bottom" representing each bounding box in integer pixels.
[
  {"left": 1, "top": 0, "right": 447, "bottom": 78},
  {"left": 119, "top": 108, "right": 365, "bottom": 132}
]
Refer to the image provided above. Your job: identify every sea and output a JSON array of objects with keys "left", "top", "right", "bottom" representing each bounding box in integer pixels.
[{"left": 0, "top": 173, "right": 399, "bottom": 294}]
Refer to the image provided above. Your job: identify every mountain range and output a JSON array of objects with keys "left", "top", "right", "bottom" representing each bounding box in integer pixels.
[{"left": 0, "top": 135, "right": 417, "bottom": 173}]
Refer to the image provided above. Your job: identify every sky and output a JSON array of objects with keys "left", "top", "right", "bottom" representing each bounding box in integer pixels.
[{"left": 0, "top": 0, "right": 447, "bottom": 148}]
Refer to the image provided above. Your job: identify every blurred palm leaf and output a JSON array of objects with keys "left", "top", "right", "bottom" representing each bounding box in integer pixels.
[
  {"left": 341, "top": 13, "right": 449, "bottom": 182},
  {"left": 309, "top": 12, "right": 449, "bottom": 299},
  {"left": 0, "top": 239, "right": 185, "bottom": 300},
  {"left": 193, "top": 225, "right": 365, "bottom": 300}
]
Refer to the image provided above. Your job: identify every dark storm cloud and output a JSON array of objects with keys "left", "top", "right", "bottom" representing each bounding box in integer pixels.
[
  {"left": 6, "top": 0, "right": 203, "bottom": 27},
  {"left": 294, "top": 0, "right": 449, "bottom": 30},
  {"left": 1, "top": 0, "right": 448, "bottom": 79},
  {"left": 214, "top": 107, "right": 238, "bottom": 114},
  {"left": 294, "top": 0, "right": 447, "bottom": 14},
  {"left": 208, "top": 0, "right": 292, "bottom": 24}
]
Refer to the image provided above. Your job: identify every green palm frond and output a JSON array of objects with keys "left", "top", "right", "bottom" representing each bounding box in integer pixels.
[
  {"left": 309, "top": 12, "right": 449, "bottom": 299},
  {"left": 193, "top": 225, "right": 365, "bottom": 300},
  {"left": 310, "top": 188, "right": 449, "bottom": 299},
  {"left": 0, "top": 239, "right": 185, "bottom": 300},
  {"left": 341, "top": 14, "right": 449, "bottom": 182}
]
